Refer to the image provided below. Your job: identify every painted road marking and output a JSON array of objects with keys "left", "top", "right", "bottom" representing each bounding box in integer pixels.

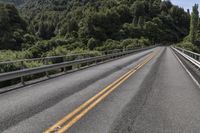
[{"left": 44, "top": 51, "right": 156, "bottom": 133}]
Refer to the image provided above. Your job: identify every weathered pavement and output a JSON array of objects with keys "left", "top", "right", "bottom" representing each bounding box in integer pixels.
[
  {"left": 1, "top": 47, "right": 200, "bottom": 133},
  {"left": 110, "top": 47, "right": 200, "bottom": 133}
]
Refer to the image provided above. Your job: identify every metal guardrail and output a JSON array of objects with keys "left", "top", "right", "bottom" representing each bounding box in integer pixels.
[
  {"left": 0, "top": 49, "right": 123, "bottom": 73},
  {"left": 172, "top": 47, "right": 200, "bottom": 68},
  {"left": 175, "top": 47, "right": 200, "bottom": 61},
  {"left": 0, "top": 45, "right": 156, "bottom": 87},
  {"left": 0, "top": 49, "right": 122, "bottom": 65},
  {"left": 0, "top": 49, "right": 123, "bottom": 69}
]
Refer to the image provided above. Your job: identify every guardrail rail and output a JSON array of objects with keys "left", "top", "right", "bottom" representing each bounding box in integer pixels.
[
  {"left": 0, "top": 45, "right": 157, "bottom": 89},
  {"left": 172, "top": 47, "right": 200, "bottom": 68},
  {"left": 0, "top": 49, "right": 123, "bottom": 73}
]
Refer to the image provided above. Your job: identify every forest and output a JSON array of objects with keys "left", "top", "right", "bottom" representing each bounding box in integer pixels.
[{"left": 0, "top": 0, "right": 199, "bottom": 62}]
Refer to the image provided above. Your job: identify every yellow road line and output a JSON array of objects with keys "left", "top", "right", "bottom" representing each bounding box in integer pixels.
[
  {"left": 44, "top": 65, "right": 137, "bottom": 133},
  {"left": 44, "top": 52, "right": 156, "bottom": 133},
  {"left": 58, "top": 69, "right": 137, "bottom": 132},
  {"left": 58, "top": 53, "right": 155, "bottom": 133}
]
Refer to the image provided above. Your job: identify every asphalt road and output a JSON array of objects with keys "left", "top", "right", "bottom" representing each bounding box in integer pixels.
[{"left": 1, "top": 47, "right": 200, "bottom": 133}]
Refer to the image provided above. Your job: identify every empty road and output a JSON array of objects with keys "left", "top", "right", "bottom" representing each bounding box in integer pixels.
[{"left": 0, "top": 47, "right": 200, "bottom": 133}]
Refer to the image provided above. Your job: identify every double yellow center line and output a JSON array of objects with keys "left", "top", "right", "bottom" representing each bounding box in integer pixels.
[{"left": 44, "top": 51, "right": 156, "bottom": 133}]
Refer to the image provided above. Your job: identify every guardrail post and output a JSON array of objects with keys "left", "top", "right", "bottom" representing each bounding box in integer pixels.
[
  {"left": 123, "top": 47, "right": 126, "bottom": 52},
  {"left": 195, "top": 55, "right": 197, "bottom": 60},
  {"left": 20, "top": 61, "right": 25, "bottom": 85},
  {"left": 21, "top": 76, "right": 25, "bottom": 85},
  {"left": 95, "top": 59, "right": 97, "bottom": 64},
  {"left": 195, "top": 55, "right": 199, "bottom": 61},
  {"left": 21, "top": 61, "right": 25, "bottom": 83},
  {"left": 77, "top": 56, "right": 81, "bottom": 69},
  {"left": 63, "top": 56, "right": 66, "bottom": 72},
  {"left": 44, "top": 58, "right": 49, "bottom": 78}
]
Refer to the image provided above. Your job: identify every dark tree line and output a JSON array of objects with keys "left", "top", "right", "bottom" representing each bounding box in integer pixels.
[
  {"left": 0, "top": 0, "right": 193, "bottom": 57},
  {"left": 176, "top": 4, "right": 200, "bottom": 53}
]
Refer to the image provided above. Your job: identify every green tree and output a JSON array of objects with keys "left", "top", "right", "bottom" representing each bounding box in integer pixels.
[
  {"left": 131, "top": 1, "right": 145, "bottom": 23},
  {"left": 190, "top": 4, "right": 199, "bottom": 44},
  {"left": 87, "top": 38, "right": 99, "bottom": 50},
  {"left": 160, "top": 0, "right": 172, "bottom": 12},
  {"left": 0, "top": 3, "right": 27, "bottom": 50},
  {"left": 144, "top": 21, "right": 158, "bottom": 44},
  {"left": 131, "top": 1, "right": 145, "bottom": 17},
  {"left": 138, "top": 16, "right": 145, "bottom": 28}
]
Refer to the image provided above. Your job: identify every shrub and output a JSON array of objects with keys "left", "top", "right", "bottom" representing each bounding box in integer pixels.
[
  {"left": 0, "top": 50, "right": 33, "bottom": 73},
  {"left": 96, "top": 39, "right": 121, "bottom": 51},
  {"left": 87, "top": 38, "right": 99, "bottom": 50},
  {"left": 121, "top": 38, "right": 135, "bottom": 48},
  {"left": 176, "top": 42, "right": 200, "bottom": 53},
  {"left": 121, "top": 38, "right": 150, "bottom": 50}
]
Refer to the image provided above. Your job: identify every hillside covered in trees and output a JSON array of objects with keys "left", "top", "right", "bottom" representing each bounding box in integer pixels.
[
  {"left": 0, "top": 0, "right": 195, "bottom": 61},
  {"left": 177, "top": 4, "right": 200, "bottom": 53}
]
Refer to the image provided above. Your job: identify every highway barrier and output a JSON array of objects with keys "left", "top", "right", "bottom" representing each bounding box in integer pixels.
[
  {"left": 172, "top": 47, "right": 200, "bottom": 68},
  {"left": 0, "top": 45, "right": 157, "bottom": 88}
]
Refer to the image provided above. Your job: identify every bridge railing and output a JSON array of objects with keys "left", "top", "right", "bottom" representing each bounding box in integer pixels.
[
  {"left": 175, "top": 47, "right": 200, "bottom": 61},
  {"left": 0, "top": 49, "right": 123, "bottom": 73},
  {"left": 0, "top": 45, "right": 156, "bottom": 88},
  {"left": 172, "top": 47, "right": 200, "bottom": 68}
]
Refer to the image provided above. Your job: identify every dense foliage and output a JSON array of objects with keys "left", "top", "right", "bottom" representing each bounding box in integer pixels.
[
  {"left": 0, "top": 0, "right": 26, "bottom": 6},
  {"left": 0, "top": 0, "right": 198, "bottom": 87},
  {"left": 190, "top": 4, "right": 199, "bottom": 44},
  {"left": 0, "top": 4, "right": 27, "bottom": 50},
  {"left": 0, "top": 0, "right": 192, "bottom": 61},
  {"left": 21, "top": 0, "right": 190, "bottom": 43},
  {"left": 176, "top": 4, "right": 200, "bottom": 52}
]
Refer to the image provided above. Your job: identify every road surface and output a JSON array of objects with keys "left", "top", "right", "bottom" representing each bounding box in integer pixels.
[{"left": 0, "top": 47, "right": 200, "bottom": 133}]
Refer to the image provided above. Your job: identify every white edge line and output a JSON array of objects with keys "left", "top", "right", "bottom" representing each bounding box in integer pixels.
[{"left": 171, "top": 48, "right": 200, "bottom": 88}]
